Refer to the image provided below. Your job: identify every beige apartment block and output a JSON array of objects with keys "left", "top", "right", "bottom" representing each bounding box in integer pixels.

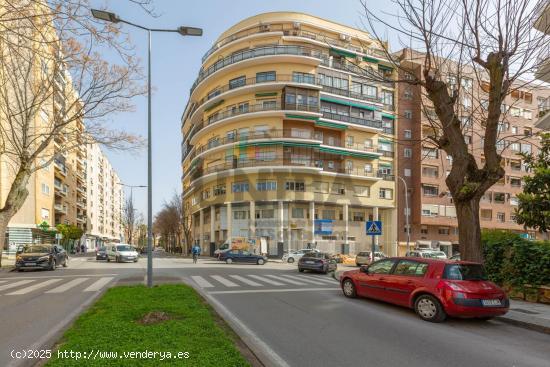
[
  {"left": 534, "top": 3, "right": 550, "bottom": 130},
  {"left": 181, "top": 12, "right": 398, "bottom": 257},
  {"left": 395, "top": 48, "right": 550, "bottom": 256}
]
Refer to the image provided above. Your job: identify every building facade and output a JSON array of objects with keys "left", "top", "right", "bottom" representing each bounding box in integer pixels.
[
  {"left": 534, "top": 2, "right": 550, "bottom": 130},
  {"left": 396, "top": 48, "right": 550, "bottom": 256},
  {"left": 181, "top": 12, "right": 398, "bottom": 257}
]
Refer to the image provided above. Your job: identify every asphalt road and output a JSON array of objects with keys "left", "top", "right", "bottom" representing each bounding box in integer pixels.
[{"left": 0, "top": 255, "right": 549, "bottom": 367}]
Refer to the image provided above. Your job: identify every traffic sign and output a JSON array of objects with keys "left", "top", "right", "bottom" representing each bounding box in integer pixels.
[{"left": 366, "top": 221, "right": 382, "bottom": 236}]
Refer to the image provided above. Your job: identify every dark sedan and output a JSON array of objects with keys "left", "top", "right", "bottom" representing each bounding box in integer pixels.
[
  {"left": 95, "top": 246, "right": 108, "bottom": 260},
  {"left": 298, "top": 252, "right": 337, "bottom": 274},
  {"left": 16, "top": 244, "right": 68, "bottom": 271},
  {"left": 219, "top": 250, "right": 267, "bottom": 265}
]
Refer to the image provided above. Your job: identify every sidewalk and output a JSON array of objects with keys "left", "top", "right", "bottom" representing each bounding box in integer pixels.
[{"left": 333, "top": 268, "right": 550, "bottom": 334}]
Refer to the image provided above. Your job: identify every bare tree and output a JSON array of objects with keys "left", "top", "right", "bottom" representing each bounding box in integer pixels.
[
  {"left": 122, "top": 192, "right": 137, "bottom": 245},
  {"left": 0, "top": 1, "right": 150, "bottom": 266},
  {"left": 357, "top": 0, "right": 549, "bottom": 261}
]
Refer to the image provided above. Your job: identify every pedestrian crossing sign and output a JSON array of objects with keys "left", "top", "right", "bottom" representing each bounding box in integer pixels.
[{"left": 366, "top": 221, "right": 382, "bottom": 236}]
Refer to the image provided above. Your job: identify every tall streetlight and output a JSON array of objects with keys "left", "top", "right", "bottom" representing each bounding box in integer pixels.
[
  {"left": 397, "top": 176, "right": 410, "bottom": 254},
  {"left": 92, "top": 9, "right": 203, "bottom": 287}
]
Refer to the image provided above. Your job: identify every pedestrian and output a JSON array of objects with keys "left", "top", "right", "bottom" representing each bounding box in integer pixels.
[{"left": 192, "top": 243, "right": 201, "bottom": 264}]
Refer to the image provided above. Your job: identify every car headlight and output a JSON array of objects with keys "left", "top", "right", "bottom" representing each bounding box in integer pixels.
[
  {"left": 16, "top": 255, "right": 22, "bottom": 261},
  {"left": 39, "top": 255, "right": 50, "bottom": 261}
]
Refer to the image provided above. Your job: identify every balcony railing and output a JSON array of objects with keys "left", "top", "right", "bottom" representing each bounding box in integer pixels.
[
  {"left": 320, "top": 111, "right": 381, "bottom": 129},
  {"left": 320, "top": 85, "right": 380, "bottom": 104},
  {"left": 191, "top": 45, "right": 327, "bottom": 95},
  {"left": 320, "top": 58, "right": 394, "bottom": 87},
  {"left": 377, "top": 149, "right": 394, "bottom": 157}
]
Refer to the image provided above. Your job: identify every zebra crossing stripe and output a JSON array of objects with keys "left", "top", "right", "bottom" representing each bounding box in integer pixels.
[
  {"left": 45, "top": 278, "right": 89, "bottom": 294},
  {"left": 264, "top": 274, "right": 307, "bottom": 285},
  {"left": 83, "top": 277, "right": 114, "bottom": 292},
  {"left": 229, "top": 275, "right": 262, "bottom": 286},
  {"left": 0, "top": 280, "right": 7, "bottom": 284},
  {"left": 303, "top": 275, "right": 339, "bottom": 284},
  {"left": 0, "top": 280, "right": 35, "bottom": 292},
  {"left": 7, "top": 279, "right": 63, "bottom": 295},
  {"left": 248, "top": 274, "right": 285, "bottom": 286},
  {"left": 191, "top": 276, "right": 214, "bottom": 288},
  {"left": 280, "top": 274, "right": 327, "bottom": 285},
  {"left": 210, "top": 275, "right": 239, "bottom": 287}
]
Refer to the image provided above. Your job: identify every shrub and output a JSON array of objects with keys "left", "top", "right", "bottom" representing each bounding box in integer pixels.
[{"left": 482, "top": 229, "right": 550, "bottom": 290}]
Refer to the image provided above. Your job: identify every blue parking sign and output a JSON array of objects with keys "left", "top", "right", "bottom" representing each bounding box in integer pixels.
[{"left": 366, "top": 221, "right": 382, "bottom": 236}]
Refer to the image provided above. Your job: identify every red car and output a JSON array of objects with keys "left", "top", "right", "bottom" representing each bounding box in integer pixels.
[{"left": 340, "top": 257, "right": 509, "bottom": 322}]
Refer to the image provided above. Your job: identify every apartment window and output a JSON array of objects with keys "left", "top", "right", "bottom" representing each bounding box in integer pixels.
[
  {"left": 510, "top": 177, "right": 522, "bottom": 187},
  {"left": 41, "top": 183, "right": 50, "bottom": 195},
  {"left": 481, "top": 209, "right": 492, "bottom": 221},
  {"left": 510, "top": 107, "right": 521, "bottom": 117},
  {"left": 403, "top": 87, "right": 413, "bottom": 99},
  {"left": 346, "top": 135, "right": 354, "bottom": 147},
  {"left": 510, "top": 213, "right": 518, "bottom": 222},
  {"left": 232, "top": 182, "right": 249, "bottom": 193},
  {"left": 421, "top": 226, "right": 428, "bottom": 234},
  {"left": 201, "top": 189, "right": 210, "bottom": 200},
  {"left": 404, "top": 129, "right": 412, "bottom": 139},
  {"left": 520, "top": 143, "right": 532, "bottom": 154},
  {"left": 422, "top": 165, "right": 439, "bottom": 177},
  {"left": 523, "top": 109, "right": 532, "bottom": 119},
  {"left": 285, "top": 181, "right": 305, "bottom": 192},
  {"left": 404, "top": 168, "right": 411, "bottom": 177},
  {"left": 258, "top": 209, "right": 275, "bottom": 219},
  {"left": 422, "top": 146, "right": 438, "bottom": 159},
  {"left": 497, "top": 212, "right": 505, "bottom": 223},
  {"left": 464, "top": 135, "right": 472, "bottom": 144},
  {"left": 422, "top": 185, "right": 439, "bottom": 197},
  {"left": 322, "top": 210, "right": 336, "bottom": 220},
  {"left": 364, "top": 163, "right": 373, "bottom": 175},
  {"left": 404, "top": 111, "right": 412, "bottom": 119},
  {"left": 292, "top": 208, "right": 305, "bottom": 218},
  {"left": 41, "top": 208, "right": 50, "bottom": 220},
  {"left": 292, "top": 72, "right": 315, "bottom": 84},
  {"left": 524, "top": 128, "right": 532, "bottom": 137},
  {"left": 381, "top": 90, "right": 394, "bottom": 106},
  {"left": 233, "top": 211, "right": 248, "bottom": 220},
  {"left": 256, "top": 150, "right": 276, "bottom": 161},
  {"left": 438, "top": 227, "right": 450, "bottom": 235},
  {"left": 191, "top": 196, "right": 199, "bottom": 206},
  {"left": 256, "top": 71, "right": 276, "bottom": 83},
  {"left": 404, "top": 148, "right": 412, "bottom": 158},
  {"left": 256, "top": 181, "right": 277, "bottom": 191},
  {"left": 313, "top": 181, "right": 329, "bottom": 193},
  {"left": 510, "top": 142, "right": 520, "bottom": 152},
  {"left": 331, "top": 183, "right": 346, "bottom": 195},
  {"left": 379, "top": 188, "right": 393, "bottom": 199},
  {"left": 290, "top": 128, "right": 310, "bottom": 139},
  {"left": 229, "top": 75, "right": 246, "bottom": 89},
  {"left": 354, "top": 185, "right": 369, "bottom": 197}
]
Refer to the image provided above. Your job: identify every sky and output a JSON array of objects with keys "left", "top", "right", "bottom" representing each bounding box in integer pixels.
[{"left": 92, "top": 0, "right": 400, "bottom": 218}]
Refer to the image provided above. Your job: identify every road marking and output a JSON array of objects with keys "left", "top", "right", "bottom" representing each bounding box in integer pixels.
[
  {"left": 210, "top": 275, "right": 239, "bottom": 287},
  {"left": 45, "top": 278, "right": 89, "bottom": 293},
  {"left": 83, "top": 277, "right": 114, "bottom": 292},
  {"left": 209, "top": 287, "right": 340, "bottom": 295},
  {"left": 6, "top": 279, "right": 63, "bottom": 295},
  {"left": 191, "top": 276, "right": 214, "bottom": 288},
  {"left": 280, "top": 274, "right": 327, "bottom": 285},
  {"left": 229, "top": 275, "right": 262, "bottom": 286},
  {"left": 264, "top": 274, "right": 307, "bottom": 285},
  {"left": 3, "top": 273, "right": 119, "bottom": 280},
  {"left": 248, "top": 274, "right": 285, "bottom": 286},
  {"left": 303, "top": 275, "right": 339, "bottom": 284},
  {"left": 0, "top": 280, "right": 7, "bottom": 284},
  {"left": 0, "top": 280, "right": 35, "bottom": 292}
]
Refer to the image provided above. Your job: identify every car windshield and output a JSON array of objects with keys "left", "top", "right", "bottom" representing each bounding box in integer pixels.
[
  {"left": 98, "top": 247, "right": 106, "bottom": 251},
  {"left": 117, "top": 245, "right": 134, "bottom": 252},
  {"left": 427, "top": 251, "right": 447, "bottom": 258},
  {"left": 21, "top": 245, "right": 51, "bottom": 253},
  {"left": 358, "top": 252, "right": 370, "bottom": 256},
  {"left": 304, "top": 252, "right": 324, "bottom": 258},
  {"left": 443, "top": 264, "right": 488, "bottom": 281}
]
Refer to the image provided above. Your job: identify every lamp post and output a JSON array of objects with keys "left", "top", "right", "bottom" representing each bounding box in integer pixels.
[
  {"left": 397, "top": 176, "right": 410, "bottom": 255},
  {"left": 92, "top": 9, "right": 202, "bottom": 287}
]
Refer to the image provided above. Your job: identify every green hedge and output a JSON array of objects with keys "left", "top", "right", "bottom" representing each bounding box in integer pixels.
[{"left": 482, "top": 230, "right": 550, "bottom": 289}]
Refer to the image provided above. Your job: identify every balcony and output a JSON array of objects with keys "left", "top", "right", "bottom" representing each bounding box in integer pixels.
[
  {"left": 54, "top": 204, "right": 67, "bottom": 214},
  {"left": 54, "top": 159, "right": 67, "bottom": 176},
  {"left": 320, "top": 58, "right": 394, "bottom": 87},
  {"left": 320, "top": 111, "right": 381, "bottom": 130},
  {"left": 191, "top": 45, "right": 326, "bottom": 95},
  {"left": 377, "top": 149, "right": 394, "bottom": 158},
  {"left": 320, "top": 85, "right": 380, "bottom": 104}
]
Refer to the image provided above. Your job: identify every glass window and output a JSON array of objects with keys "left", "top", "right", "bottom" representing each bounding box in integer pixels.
[
  {"left": 443, "top": 264, "right": 487, "bottom": 280},
  {"left": 292, "top": 208, "right": 304, "bottom": 218},
  {"left": 229, "top": 75, "right": 246, "bottom": 89},
  {"left": 256, "top": 71, "right": 276, "bottom": 83},
  {"left": 368, "top": 259, "right": 395, "bottom": 274},
  {"left": 394, "top": 260, "right": 428, "bottom": 276}
]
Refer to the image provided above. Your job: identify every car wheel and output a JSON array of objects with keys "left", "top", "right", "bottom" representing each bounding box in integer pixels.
[
  {"left": 342, "top": 279, "right": 356, "bottom": 298},
  {"left": 287, "top": 257, "right": 295, "bottom": 263},
  {"left": 355, "top": 262, "right": 360, "bottom": 267},
  {"left": 17, "top": 268, "right": 23, "bottom": 272},
  {"left": 298, "top": 268, "right": 304, "bottom": 272},
  {"left": 226, "top": 258, "right": 233, "bottom": 264},
  {"left": 116, "top": 256, "right": 120, "bottom": 263},
  {"left": 107, "top": 256, "right": 110, "bottom": 262},
  {"left": 62, "top": 256, "right": 68, "bottom": 267},
  {"left": 134, "top": 259, "right": 138, "bottom": 263},
  {"left": 50, "top": 259, "right": 56, "bottom": 271},
  {"left": 322, "top": 265, "right": 328, "bottom": 274},
  {"left": 414, "top": 295, "right": 447, "bottom": 323},
  {"left": 257, "top": 258, "right": 265, "bottom": 265}
]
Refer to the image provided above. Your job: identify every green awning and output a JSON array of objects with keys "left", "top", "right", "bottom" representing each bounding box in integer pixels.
[
  {"left": 379, "top": 163, "right": 393, "bottom": 167},
  {"left": 381, "top": 113, "right": 395, "bottom": 120},
  {"left": 204, "top": 99, "right": 224, "bottom": 112},
  {"left": 363, "top": 56, "right": 379, "bottom": 64},
  {"left": 378, "top": 64, "right": 393, "bottom": 72},
  {"left": 320, "top": 96, "right": 378, "bottom": 111},
  {"left": 238, "top": 141, "right": 281, "bottom": 148},
  {"left": 378, "top": 138, "right": 393, "bottom": 144},
  {"left": 285, "top": 114, "right": 320, "bottom": 121},
  {"left": 282, "top": 142, "right": 319, "bottom": 148},
  {"left": 319, "top": 146, "right": 379, "bottom": 159},
  {"left": 330, "top": 47, "right": 356, "bottom": 58},
  {"left": 315, "top": 120, "right": 348, "bottom": 130},
  {"left": 256, "top": 92, "right": 278, "bottom": 97}
]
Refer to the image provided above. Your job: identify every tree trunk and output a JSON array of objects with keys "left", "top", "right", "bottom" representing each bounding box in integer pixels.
[{"left": 455, "top": 198, "right": 484, "bottom": 263}]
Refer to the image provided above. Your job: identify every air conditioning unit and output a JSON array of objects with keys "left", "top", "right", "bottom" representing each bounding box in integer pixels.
[
  {"left": 340, "top": 34, "right": 351, "bottom": 42},
  {"left": 293, "top": 22, "right": 301, "bottom": 29}
]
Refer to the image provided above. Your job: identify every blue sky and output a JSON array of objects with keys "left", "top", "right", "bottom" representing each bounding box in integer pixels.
[{"left": 94, "top": 0, "right": 398, "bottom": 217}]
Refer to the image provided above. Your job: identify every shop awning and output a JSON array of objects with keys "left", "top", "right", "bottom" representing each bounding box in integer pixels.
[
  {"left": 363, "top": 56, "right": 379, "bottom": 63},
  {"left": 319, "top": 146, "right": 379, "bottom": 159},
  {"left": 381, "top": 113, "right": 395, "bottom": 120},
  {"left": 437, "top": 241, "right": 453, "bottom": 247},
  {"left": 320, "top": 96, "right": 378, "bottom": 111},
  {"left": 315, "top": 120, "right": 348, "bottom": 130},
  {"left": 330, "top": 47, "right": 357, "bottom": 58},
  {"left": 416, "top": 240, "right": 433, "bottom": 248}
]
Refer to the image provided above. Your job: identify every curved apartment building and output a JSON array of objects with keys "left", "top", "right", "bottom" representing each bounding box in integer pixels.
[{"left": 181, "top": 12, "right": 397, "bottom": 257}]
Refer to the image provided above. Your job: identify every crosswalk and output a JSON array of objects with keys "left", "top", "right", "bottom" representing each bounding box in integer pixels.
[
  {"left": 191, "top": 273, "right": 338, "bottom": 291},
  {"left": 0, "top": 276, "right": 115, "bottom": 296}
]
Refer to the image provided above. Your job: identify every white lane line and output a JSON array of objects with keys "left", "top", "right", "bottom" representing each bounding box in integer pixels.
[
  {"left": 45, "top": 278, "right": 89, "bottom": 294},
  {"left": 209, "top": 288, "right": 340, "bottom": 295},
  {"left": 264, "top": 274, "right": 307, "bottom": 285},
  {"left": 229, "top": 275, "right": 262, "bottom": 287},
  {"left": 7, "top": 279, "right": 63, "bottom": 295},
  {"left": 0, "top": 280, "right": 35, "bottom": 292},
  {"left": 248, "top": 274, "right": 285, "bottom": 286},
  {"left": 303, "top": 275, "right": 339, "bottom": 284},
  {"left": 0, "top": 280, "right": 7, "bottom": 284},
  {"left": 190, "top": 276, "right": 214, "bottom": 288},
  {"left": 83, "top": 277, "right": 115, "bottom": 292},
  {"left": 210, "top": 275, "right": 239, "bottom": 287},
  {"left": 280, "top": 274, "right": 327, "bottom": 285},
  {"left": 4, "top": 273, "right": 119, "bottom": 280}
]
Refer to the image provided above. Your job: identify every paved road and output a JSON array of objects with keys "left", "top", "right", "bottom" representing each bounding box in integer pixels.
[{"left": 1, "top": 256, "right": 549, "bottom": 367}]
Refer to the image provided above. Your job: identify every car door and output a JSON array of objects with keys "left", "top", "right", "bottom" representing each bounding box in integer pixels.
[
  {"left": 240, "top": 250, "right": 254, "bottom": 263},
  {"left": 385, "top": 260, "right": 429, "bottom": 306},
  {"left": 355, "top": 259, "right": 397, "bottom": 299}
]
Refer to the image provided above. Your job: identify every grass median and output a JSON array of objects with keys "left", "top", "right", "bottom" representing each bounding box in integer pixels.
[{"left": 46, "top": 284, "right": 250, "bottom": 366}]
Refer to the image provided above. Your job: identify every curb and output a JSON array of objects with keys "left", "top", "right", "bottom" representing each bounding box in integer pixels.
[{"left": 495, "top": 314, "right": 550, "bottom": 335}]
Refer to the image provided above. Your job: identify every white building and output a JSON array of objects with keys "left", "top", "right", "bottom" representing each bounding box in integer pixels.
[{"left": 535, "top": 3, "right": 550, "bottom": 130}]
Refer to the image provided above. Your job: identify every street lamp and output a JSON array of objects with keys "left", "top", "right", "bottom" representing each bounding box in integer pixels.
[
  {"left": 92, "top": 9, "right": 203, "bottom": 287},
  {"left": 397, "top": 176, "right": 411, "bottom": 255}
]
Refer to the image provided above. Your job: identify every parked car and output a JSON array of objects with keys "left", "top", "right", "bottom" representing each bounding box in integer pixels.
[
  {"left": 106, "top": 244, "right": 139, "bottom": 263},
  {"left": 355, "top": 251, "right": 386, "bottom": 266},
  {"left": 16, "top": 244, "right": 68, "bottom": 271},
  {"left": 450, "top": 253, "right": 461, "bottom": 260},
  {"left": 219, "top": 250, "right": 267, "bottom": 265},
  {"left": 282, "top": 248, "right": 320, "bottom": 263},
  {"left": 298, "top": 252, "right": 337, "bottom": 274},
  {"left": 214, "top": 243, "right": 230, "bottom": 258},
  {"left": 340, "top": 257, "right": 509, "bottom": 322},
  {"left": 95, "top": 246, "right": 108, "bottom": 260},
  {"left": 406, "top": 249, "right": 447, "bottom": 259}
]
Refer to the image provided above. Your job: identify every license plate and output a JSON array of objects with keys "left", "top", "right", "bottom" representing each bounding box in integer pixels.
[
  {"left": 481, "top": 299, "right": 502, "bottom": 307},
  {"left": 306, "top": 261, "right": 314, "bottom": 264},
  {"left": 26, "top": 262, "right": 36, "bottom": 266},
  {"left": 127, "top": 257, "right": 134, "bottom": 259}
]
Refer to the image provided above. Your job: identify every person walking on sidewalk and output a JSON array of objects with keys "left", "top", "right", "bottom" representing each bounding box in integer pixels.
[{"left": 192, "top": 243, "right": 201, "bottom": 264}]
